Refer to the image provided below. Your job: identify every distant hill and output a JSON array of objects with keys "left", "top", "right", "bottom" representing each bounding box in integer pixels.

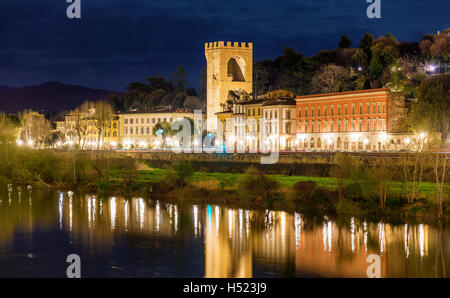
[
  {"left": 0, "top": 81, "right": 116, "bottom": 114},
  {"left": 0, "top": 85, "right": 13, "bottom": 91}
]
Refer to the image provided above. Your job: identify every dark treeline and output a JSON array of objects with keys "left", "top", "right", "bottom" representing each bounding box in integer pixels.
[
  {"left": 104, "top": 65, "right": 204, "bottom": 113},
  {"left": 253, "top": 30, "right": 450, "bottom": 97}
]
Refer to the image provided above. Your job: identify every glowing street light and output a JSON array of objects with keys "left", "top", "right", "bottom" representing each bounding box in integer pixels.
[
  {"left": 27, "top": 140, "right": 34, "bottom": 147},
  {"left": 405, "top": 138, "right": 411, "bottom": 145},
  {"left": 16, "top": 139, "right": 24, "bottom": 146},
  {"left": 419, "top": 132, "right": 426, "bottom": 139},
  {"left": 426, "top": 64, "right": 437, "bottom": 73}
]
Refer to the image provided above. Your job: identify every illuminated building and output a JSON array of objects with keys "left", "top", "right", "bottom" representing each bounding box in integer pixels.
[
  {"left": 118, "top": 106, "right": 204, "bottom": 149},
  {"left": 295, "top": 89, "right": 415, "bottom": 152}
]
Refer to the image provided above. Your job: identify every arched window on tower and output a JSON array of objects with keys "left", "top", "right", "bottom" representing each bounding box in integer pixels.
[{"left": 227, "top": 57, "right": 245, "bottom": 81}]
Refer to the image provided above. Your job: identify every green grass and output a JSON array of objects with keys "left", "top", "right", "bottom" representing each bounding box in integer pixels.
[{"left": 128, "top": 163, "right": 442, "bottom": 200}]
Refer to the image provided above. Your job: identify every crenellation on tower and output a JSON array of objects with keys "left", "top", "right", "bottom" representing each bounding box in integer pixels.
[{"left": 204, "top": 41, "right": 253, "bottom": 50}]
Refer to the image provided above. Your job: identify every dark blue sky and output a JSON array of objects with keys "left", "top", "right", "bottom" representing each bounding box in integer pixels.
[{"left": 0, "top": 0, "right": 449, "bottom": 91}]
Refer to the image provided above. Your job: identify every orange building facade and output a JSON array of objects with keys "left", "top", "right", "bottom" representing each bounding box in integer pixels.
[{"left": 295, "top": 89, "right": 412, "bottom": 152}]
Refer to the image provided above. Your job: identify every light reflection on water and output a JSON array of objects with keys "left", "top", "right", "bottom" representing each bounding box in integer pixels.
[{"left": 0, "top": 185, "right": 449, "bottom": 278}]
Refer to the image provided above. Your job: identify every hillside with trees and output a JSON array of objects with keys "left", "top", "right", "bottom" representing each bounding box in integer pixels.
[
  {"left": 253, "top": 30, "right": 450, "bottom": 98},
  {"left": 107, "top": 65, "right": 203, "bottom": 113}
]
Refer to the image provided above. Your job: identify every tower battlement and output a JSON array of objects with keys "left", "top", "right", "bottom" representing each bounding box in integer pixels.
[{"left": 205, "top": 41, "right": 253, "bottom": 50}]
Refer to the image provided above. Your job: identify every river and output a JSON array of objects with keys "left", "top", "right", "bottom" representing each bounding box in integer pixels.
[{"left": 0, "top": 184, "right": 448, "bottom": 278}]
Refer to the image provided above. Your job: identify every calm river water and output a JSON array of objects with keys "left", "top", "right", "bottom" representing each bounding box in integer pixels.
[{"left": 0, "top": 184, "right": 448, "bottom": 278}]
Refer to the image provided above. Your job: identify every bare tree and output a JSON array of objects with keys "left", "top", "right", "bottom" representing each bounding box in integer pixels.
[
  {"left": 401, "top": 138, "right": 426, "bottom": 204},
  {"left": 93, "top": 101, "right": 114, "bottom": 149},
  {"left": 19, "top": 110, "right": 51, "bottom": 148},
  {"left": 371, "top": 157, "right": 395, "bottom": 209},
  {"left": 71, "top": 101, "right": 92, "bottom": 149},
  {"left": 311, "top": 64, "right": 352, "bottom": 93}
]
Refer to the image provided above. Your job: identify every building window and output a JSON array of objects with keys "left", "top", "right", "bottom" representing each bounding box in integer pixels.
[
  {"left": 130, "top": 119, "right": 134, "bottom": 124},
  {"left": 305, "top": 108, "right": 308, "bottom": 117},
  {"left": 146, "top": 127, "right": 150, "bottom": 134},
  {"left": 324, "top": 106, "right": 327, "bottom": 116},
  {"left": 359, "top": 119, "right": 363, "bottom": 132},
  {"left": 317, "top": 121, "right": 321, "bottom": 133},
  {"left": 344, "top": 119, "right": 348, "bottom": 132},
  {"left": 286, "top": 110, "right": 291, "bottom": 119},
  {"left": 345, "top": 104, "right": 348, "bottom": 115},
  {"left": 331, "top": 105, "right": 334, "bottom": 116},
  {"left": 367, "top": 103, "right": 370, "bottom": 114},
  {"left": 311, "top": 108, "right": 314, "bottom": 117},
  {"left": 383, "top": 104, "right": 386, "bottom": 113},
  {"left": 318, "top": 107, "right": 321, "bottom": 117},
  {"left": 338, "top": 105, "right": 341, "bottom": 115},
  {"left": 359, "top": 103, "right": 363, "bottom": 114},
  {"left": 285, "top": 123, "right": 291, "bottom": 133},
  {"left": 367, "top": 118, "right": 370, "bottom": 131},
  {"left": 352, "top": 104, "right": 355, "bottom": 114},
  {"left": 324, "top": 120, "right": 328, "bottom": 132},
  {"left": 330, "top": 120, "right": 334, "bottom": 132},
  {"left": 351, "top": 119, "right": 355, "bottom": 132},
  {"left": 125, "top": 119, "right": 128, "bottom": 124},
  {"left": 130, "top": 128, "right": 133, "bottom": 134},
  {"left": 338, "top": 120, "right": 341, "bottom": 132},
  {"left": 311, "top": 121, "right": 314, "bottom": 133}
]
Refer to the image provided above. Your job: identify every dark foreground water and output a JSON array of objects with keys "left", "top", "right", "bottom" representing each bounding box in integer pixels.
[{"left": 0, "top": 184, "right": 448, "bottom": 278}]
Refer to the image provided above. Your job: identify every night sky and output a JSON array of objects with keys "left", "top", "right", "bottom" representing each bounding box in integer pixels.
[{"left": 1, "top": 0, "right": 449, "bottom": 91}]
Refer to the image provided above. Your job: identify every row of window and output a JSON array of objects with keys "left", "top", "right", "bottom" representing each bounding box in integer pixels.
[
  {"left": 298, "top": 102, "right": 386, "bottom": 118},
  {"left": 124, "top": 127, "right": 153, "bottom": 135},
  {"left": 299, "top": 118, "right": 386, "bottom": 133},
  {"left": 124, "top": 117, "right": 173, "bottom": 125}
]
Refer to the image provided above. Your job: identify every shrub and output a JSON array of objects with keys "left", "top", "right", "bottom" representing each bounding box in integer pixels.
[
  {"left": 237, "top": 166, "right": 279, "bottom": 206},
  {"left": 170, "top": 161, "right": 195, "bottom": 187},
  {"left": 292, "top": 181, "right": 337, "bottom": 215}
]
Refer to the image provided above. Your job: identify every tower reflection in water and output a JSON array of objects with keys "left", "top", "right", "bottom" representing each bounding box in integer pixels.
[{"left": 0, "top": 186, "right": 448, "bottom": 278}]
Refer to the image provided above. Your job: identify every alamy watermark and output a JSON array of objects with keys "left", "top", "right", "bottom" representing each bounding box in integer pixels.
[
  {"left": 366, "top": 254, "right": 381, "bottom": 278},
  {"left": 66, "top": 0, "right": 81, "bottom": 19},
  {"left": 366, "top": 0, "right": 381, "bottom": 19},
  {"left": 66, "top": 254, "right": 81, "bottom": 278}
]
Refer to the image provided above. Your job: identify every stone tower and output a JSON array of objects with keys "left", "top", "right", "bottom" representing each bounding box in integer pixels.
[{"left": 205, "top": 41, "right": 253, "bottom": 131}]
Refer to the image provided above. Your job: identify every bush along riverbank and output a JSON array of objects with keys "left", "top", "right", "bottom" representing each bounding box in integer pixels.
[{"left": 0, "top": 147, "right": 448, "bottom": 220}]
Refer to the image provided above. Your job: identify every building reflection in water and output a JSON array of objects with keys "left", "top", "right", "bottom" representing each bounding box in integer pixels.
[{"left": 0, "top": 185, "right": 448, "bottom": 278}]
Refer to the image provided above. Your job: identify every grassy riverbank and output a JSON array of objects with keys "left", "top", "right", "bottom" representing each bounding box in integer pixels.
[{"left": 0, "top": 147, "right": 448, "bottom": 220}]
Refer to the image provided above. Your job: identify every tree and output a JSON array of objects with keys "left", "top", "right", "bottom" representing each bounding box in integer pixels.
[
  {"left": 174, "top": 65, "right": 187, "bottom": 93},
  {"left": 152, "top": 121, "right": 176, "bottom": 148},
  {"left": 311, "top": 64, "right": 353, "bottom": 93},
  {"left": 18, "top": 110, "right": 51, "bottom": 148},
  {"left": 71, "top": 101, "right": 92, "bottom": 149},
  {"left": 93, "top": 100, "right": 114, "bottom": 149},
  {"left": 330, "top": 153, "right": 359, "bottom": 202},
  {"left": 408, "top": 74, "right": 450, "bottom": 145},
  {"left": 360, "top": 32, "right": 375, "bottom": 57},
  {"left": 338, "top": 35, "right": 352, "bottom": 48},
  {"left": 369, "top": 156, "right": 395, "bottom": 209}
]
